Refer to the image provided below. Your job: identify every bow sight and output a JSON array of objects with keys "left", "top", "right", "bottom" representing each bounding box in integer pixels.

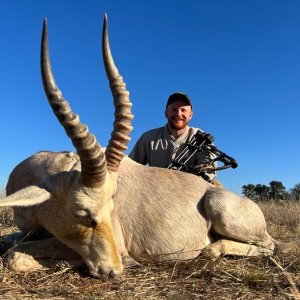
[{"left": 167, "top": 130, "right": 238, "bottom": 182}]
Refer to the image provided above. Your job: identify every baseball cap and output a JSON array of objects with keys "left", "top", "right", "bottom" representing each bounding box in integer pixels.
[{"left": 166, "top": 92, "right": 192, "bottom": 109}]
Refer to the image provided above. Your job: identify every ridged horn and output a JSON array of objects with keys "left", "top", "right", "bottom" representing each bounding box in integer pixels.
[
  {"left": 102, "top": 14, "right": 133, "bottom": 172},
  {"left": 40, "top": 19, "right": 107, "bottom": 188}
]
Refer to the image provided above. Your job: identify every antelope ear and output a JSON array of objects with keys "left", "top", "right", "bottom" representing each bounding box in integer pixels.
[{"left": 0, "top": 186, "right": 51, "bottom": 207}]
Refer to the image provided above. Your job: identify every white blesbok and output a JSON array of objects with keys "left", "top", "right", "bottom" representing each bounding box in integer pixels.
[{"left": 0, "top": 15, "right": 284, "bottom": 278}]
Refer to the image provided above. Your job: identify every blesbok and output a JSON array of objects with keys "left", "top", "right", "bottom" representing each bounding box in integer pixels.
[{"left": 0, "top": 15, "right": 279, "bottom": 278}]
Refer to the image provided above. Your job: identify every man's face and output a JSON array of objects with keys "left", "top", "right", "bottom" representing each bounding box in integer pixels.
[{"left": 165, "top": 100, "right": 193, "bottom": 131}]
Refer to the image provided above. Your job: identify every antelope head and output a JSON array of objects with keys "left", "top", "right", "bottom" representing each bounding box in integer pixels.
[{"left": 0, "top": 15, "right": 133, "bottom": 277}]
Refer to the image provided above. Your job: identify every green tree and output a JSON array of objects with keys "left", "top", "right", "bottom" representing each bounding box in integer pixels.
[
  {"left": 290, "top": 183, "right": 300, "bottom": 201},
  {"left": 242, "top": 184, "right": 256, "bottom": 200},
  {"left": 254, "top": 184, "right": 270, "bottom": 201},
  {"left": 269, "top": 181, "right": 286, "bottom": 200}
]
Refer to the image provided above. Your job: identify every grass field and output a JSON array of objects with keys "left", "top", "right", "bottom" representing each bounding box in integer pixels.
[{"left": 0, "top": 200, "right": 299, "bottom": 299}]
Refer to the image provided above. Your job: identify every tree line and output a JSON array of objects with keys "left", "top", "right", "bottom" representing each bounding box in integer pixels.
[{"left": 242, "top": 181, "right": 300, "bottom": 201}]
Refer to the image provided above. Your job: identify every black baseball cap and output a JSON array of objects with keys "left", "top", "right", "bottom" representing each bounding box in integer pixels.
[{"left": 166, "top": 92, "right": 192, "bottom": 109}]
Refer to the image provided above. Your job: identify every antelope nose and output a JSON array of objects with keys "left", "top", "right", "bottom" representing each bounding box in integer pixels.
[{"left": 108, "top": 270, "right": 117, "bottom": 278}]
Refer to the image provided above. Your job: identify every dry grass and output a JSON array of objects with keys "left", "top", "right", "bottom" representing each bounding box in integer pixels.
[
  {"left": 259, "top": 200, "right": 300, "bottom": 241},
  {"left": 0, "top": 201, "right": 300, "bottom": 300}
]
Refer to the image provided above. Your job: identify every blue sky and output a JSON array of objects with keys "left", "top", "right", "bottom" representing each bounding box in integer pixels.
[{"left": 0, "top": 0, "right": 299, "bottom": 194}]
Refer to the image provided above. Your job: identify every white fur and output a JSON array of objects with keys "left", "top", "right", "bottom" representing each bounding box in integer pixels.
[{"left": 0, "top": 151, "right": 275, "bottom": 276}]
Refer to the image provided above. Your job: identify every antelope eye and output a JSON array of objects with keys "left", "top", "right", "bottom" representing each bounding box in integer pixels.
[
  {"left": 73, "top": 210, "right": 98, "bottom": 228},
  {"left": 74, "top": 209, "right": 89, "bottom": 218}
]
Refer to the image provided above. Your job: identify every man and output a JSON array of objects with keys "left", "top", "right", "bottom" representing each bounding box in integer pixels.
[{"left": 129, "top": 92, "right": 217, "bottom": 182}]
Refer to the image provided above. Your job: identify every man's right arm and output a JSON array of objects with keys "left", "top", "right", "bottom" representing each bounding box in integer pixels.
[{"left": 128, "top": 134, "right": 148, "bottom": 165}]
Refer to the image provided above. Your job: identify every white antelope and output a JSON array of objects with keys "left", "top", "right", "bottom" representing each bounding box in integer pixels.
[{"left": 0, "top": 15, "right": 279, "bottom": 278}]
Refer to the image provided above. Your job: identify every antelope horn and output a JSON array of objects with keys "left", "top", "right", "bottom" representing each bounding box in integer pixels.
[
  {"left": 102, "top": 14, "right": 133, "bottom": 172},
  {"left": 40, "top": 19, "right": 106, "bottom": 188}
]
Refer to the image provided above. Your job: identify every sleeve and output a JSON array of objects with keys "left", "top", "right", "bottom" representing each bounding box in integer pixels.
[{"left": 128, "top": 133, "right": 149, "bottom": 165}]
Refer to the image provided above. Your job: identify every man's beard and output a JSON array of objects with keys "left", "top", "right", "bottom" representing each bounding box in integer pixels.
[{"left": 168, "top": 118, "right": 188, "bottom": 131}]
